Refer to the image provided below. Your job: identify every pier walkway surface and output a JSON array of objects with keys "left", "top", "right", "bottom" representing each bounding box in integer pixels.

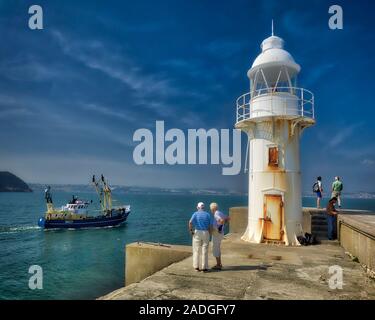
[{"left": 100, "top": 232, "right": 375, "bottom": 300}]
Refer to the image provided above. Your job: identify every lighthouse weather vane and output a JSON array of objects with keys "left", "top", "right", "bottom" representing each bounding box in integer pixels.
[{"left": 235, "top": 27, "right": 315, "bottom": 245}]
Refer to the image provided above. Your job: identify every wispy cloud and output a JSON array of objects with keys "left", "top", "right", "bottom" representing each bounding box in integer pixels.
[
  {"left": 0, "top": 94, "right": 36, "bottom": 118},
  {"left": 80, "top": 103, "right": 136, "bottom": 122},
  {"left": 361, "top": 159, "right": 375, "bottom": 166},
  {"left": 328, "top": 122, "right": 363, "bottom": 148},
  {"left": 50, "top": 30, "right": 178, "bottom": 97},
  {"left": 48, "top": 29, "right": 212, "bottom": 125},
  {"left": 303, "top": 63, "right": 336, "bottom": 87},
  {"left": 203, "top": 39, "right": 246, "bottom": 58},
  {"left": 0, "top": 49, "right": 87, "bottom": 84},
  {"left": 281, "top": 9, "right": 323, "bottom": 39},
  {"left": 0, "top": 107, "right": 34, "bottom": 119},
  {"left": 0, "top": 93, "right": 133, "bottom": 148}
]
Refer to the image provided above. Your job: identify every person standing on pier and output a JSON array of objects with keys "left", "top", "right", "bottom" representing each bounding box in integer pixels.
[
  {"left": 313, "top": 176, "right": 323, "bottom": 209},
  {"left": 209, "top": 202, "right": 229, "bottom": 270},
  {"left": 326, "top": 197, "right": 339, "bottom": 240},
  {"left": 188, "top": 202, "right": 212, "bottom": 272},
  {"left": 331, "top": 176, "right": 343, "bottom": 208}
]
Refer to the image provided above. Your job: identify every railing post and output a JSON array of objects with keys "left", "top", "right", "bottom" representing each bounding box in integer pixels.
[
  {"left": 312, "top": 96, "right": 315, "bottom": 119},
  {"left": 247, "top": 93, "right": 250, "bottom": 119},
  {"left": 236, "top": 102, "right": 238, "bottom": 122},
  {"left": 301, "top": 89, "right": 304, "bottom": 116},
  {"left": 244, "top": 94, "right": 246, "bottom": 119}
]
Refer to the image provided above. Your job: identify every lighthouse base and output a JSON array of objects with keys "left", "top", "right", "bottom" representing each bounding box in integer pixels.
[
  {"left": 240, "top": 222, "right": 302, "bottom": 246},
  {"left": 241, "top": 211, "right": 304, "bottom": 246}
]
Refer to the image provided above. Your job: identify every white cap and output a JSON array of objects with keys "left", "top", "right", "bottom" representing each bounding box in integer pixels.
[
  {"left": 197, "top": 202, "right": 205, "bottom": 210},
  {"left": 248, "top": 34, "right": 300, "bottom": 80}
]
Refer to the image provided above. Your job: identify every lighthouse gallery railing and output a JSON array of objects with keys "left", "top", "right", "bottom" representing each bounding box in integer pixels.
[{"left": 236, "top": 87, "right": 314, "bottom": 123}]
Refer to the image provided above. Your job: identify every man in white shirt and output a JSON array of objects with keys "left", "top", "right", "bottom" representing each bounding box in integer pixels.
[{"left": 209, "top": 202, "right": 229, "bottom": 270}]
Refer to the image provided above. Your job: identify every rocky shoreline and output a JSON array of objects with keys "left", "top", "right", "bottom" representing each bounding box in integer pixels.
[{"left": 0, "top": 172, "right": 32, "bottom": 192}]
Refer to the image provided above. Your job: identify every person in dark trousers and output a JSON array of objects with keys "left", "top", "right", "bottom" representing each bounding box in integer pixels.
[
  {"left": 313, "top": 176, "right": 323, "bottom": 209},
  {"left": 326, "top": 197, "right": 338, "bottom": 240}
]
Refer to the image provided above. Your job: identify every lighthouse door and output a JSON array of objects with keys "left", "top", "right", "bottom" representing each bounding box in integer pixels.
[{"left": 263, "top": 195, "right": 283, "bottom": 240}]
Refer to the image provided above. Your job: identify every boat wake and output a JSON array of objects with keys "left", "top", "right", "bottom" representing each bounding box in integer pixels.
[
  {"left": 43, "top": 223, "right": 127, "bottom": 232},
  {"left": 0, "top": 223, "right": 126, "bottom": 235},
  {"left": 0, "top": 225, "right": 41, "bottom": 235}
]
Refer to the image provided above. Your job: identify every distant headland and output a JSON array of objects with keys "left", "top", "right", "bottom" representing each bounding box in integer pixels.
[{"left": 0, "top": 172, "right": 32, "bottom": 192}]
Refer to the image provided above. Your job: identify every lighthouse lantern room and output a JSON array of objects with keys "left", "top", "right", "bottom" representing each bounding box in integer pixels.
[{"left": 235, "top": 25, "right": 315, "bottom": 245}]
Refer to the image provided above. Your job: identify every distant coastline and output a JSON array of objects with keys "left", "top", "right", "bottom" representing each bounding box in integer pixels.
[
  {"left": 28, "top": 183, "right": 244, "bottom": 196},
  {"left": 27, "top": 183, "right": 375, "bottom": 199}
]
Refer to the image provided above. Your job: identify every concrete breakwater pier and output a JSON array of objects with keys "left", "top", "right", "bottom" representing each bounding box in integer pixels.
[{"left": 100, "top": 208, "right": 375, "bottom": 300}]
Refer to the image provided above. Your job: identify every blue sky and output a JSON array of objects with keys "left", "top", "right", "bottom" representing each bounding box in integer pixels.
[{"left": 0, "top": 0, "right": 374, "bottom": 192}]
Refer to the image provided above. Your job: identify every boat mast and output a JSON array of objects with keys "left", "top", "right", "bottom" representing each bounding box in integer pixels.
[
  {"left": 44, "top": 185, "right": 54, "bottom": 214},
  {"left": 101, "top": 174, "right": 112, "bottom": 211},
  {"left": 92, "top": 174, "right": 113, "bottom": 212},
  {"left": 92, "top": 175, "right": 105, "bottom": 211}
]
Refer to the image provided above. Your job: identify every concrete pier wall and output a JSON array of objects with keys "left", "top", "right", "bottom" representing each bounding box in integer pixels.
[
  {"left": 338, "top": 214, "right": 375, "bottom": 273},
  {"left": 125, "top": 242, "right": 192, "bottom": 286},
  {"left": 229, "top": 207, "right": 248, "bottom": 234}
]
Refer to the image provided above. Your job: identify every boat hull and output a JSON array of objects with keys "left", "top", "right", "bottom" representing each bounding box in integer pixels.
[{"left": 38, "top": 211, "right": 130, "bottom": 229}]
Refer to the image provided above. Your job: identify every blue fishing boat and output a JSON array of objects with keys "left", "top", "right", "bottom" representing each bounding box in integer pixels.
[{"left": 38, "top": 175, "right": 130, "bottom": 229}]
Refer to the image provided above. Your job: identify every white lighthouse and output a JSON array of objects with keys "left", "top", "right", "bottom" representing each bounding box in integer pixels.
[{"left": 235, "top": 27, "right": 315, "bottom": 245}]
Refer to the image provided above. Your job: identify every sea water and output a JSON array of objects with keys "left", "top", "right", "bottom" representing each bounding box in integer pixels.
[{"left": 0, "top": 191, "right": 374, "bottom": 300}]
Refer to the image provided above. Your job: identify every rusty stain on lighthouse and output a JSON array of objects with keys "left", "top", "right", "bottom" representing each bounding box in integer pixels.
[{"left": 235, "top": 25, "right": 315, "bottom": 245}]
